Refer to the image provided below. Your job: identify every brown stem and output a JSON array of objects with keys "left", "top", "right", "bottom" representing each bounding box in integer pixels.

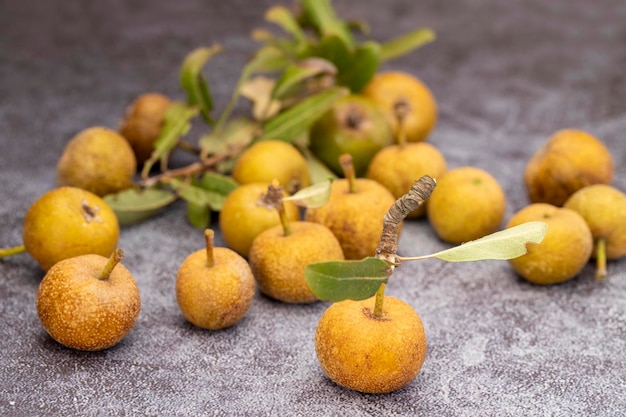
[
  {"left": 205, "top": 229, "right": 215, "bottom": 268},
  {"left": 375, "top": 175, "right": 437, "bottom": 266},
  {"left": 595, "top": 237, "right": 607, "bottom": 280},
  {"left": 339, "top": 153, "right": 357, "bottom": 193},
  {"left": 98, "top": 249, "right": 124, "bottom": 280},
  {"left": 139, "top": 142, "right": 247, "bottom": 188},
  {"left": 393, "top": 99, "right": 410, "bottom": 147},
  {"left": 262, "top": 180, "right": 292, "bottom": 236}
]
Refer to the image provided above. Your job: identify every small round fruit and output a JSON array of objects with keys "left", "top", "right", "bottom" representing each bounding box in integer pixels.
[
  {"left": 249, "top": 221, "right": 344, "bottom": 303},
  {"left": 232, "top": 140, "right": 311, "bottom": 194},
  {"left": 426, "top": 167, "right": 506, "bottom": 244},
  {"left": 36, "top": 249, "right": 141, "bottom": 351},
  {"left": 176, "top": 230, "right": 255, "bottom": 329},
  {"left": 118, "top": 93, "right": 171, "bottom": 165},
  {"left": 56, "top": 126, "right": 137, "bottom": 196},
  {"left": 315, "top": 296, "right": 427, "bottom": 394},
  {"left": 305, "top": 178, "right": 397, "bottom": 260},
  {"left": 22, "top": 187, "right": 120, "bottom": 271},
  {"left": 564, "top": 185, "right": 626, "bottom": 260},
  {"left": 506, "top": 203, "right": 593, "bottom": 285},
  {"left": 362, "top": 71, "right": 437, "bottom": 143},
  {"left": 219, "top": 183, "right": 300, "bottom": 258},
  {"left": 366, "top": 142, "right": 447, "bottom": 218},
  {"left": 524, "top": 129, "right": 614, "bottom": 206},
  {"left": 308, "top": 94, "right": 393, "bottom": 177}
]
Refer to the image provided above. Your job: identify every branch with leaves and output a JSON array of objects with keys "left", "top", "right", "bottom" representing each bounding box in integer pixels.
[
  {"left": 101, "top": 0, "right": 436, "bottom": 229},
  {"left": 304, "top": 175, "right": 548, "bottom": 316}
]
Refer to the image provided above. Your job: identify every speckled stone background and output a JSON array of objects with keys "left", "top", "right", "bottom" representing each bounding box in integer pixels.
[{"left": 1, "top": 0, "right": 625, "bottom": 416}]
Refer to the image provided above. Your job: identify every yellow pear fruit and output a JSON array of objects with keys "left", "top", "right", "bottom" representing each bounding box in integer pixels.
[
  {"left": 426, "top": 167, "right": 506, "bottom": 244},
  {"left": 36, "top": 249, "right": 141, "bottom": 351},
  {"left": 56, "top": 127, "right": 137, "bottom": 196},
  {"left": 315, "top": 295, "right": 427, "bottom": 394},
  {"left": 176, "top": 230, "right": 255, "bottom": 329},
  {"left": 118, "top": 93, "right": 171, "bottom": 165},
  {"left": 232, "top": 140, "right": 311, "bottom": 194},
  {"left": 305, "top": 178, "right": 397, "bottom": 260},
  {"left": 524, "top": 129, "right": 614, "bottom": 206},
  {"left": 506, "top": 203, "right": 593, "bottom": 285},
  {"left": 362, "top": 71, "right": 437, "bottom": 143},
  {"left": 219, "top": 183, "right": 300, "bottom": 258},
  {"left": 22, "top": 187, "right": 120, "bottom": 271},
  {"left": 249, "top": 221, "right": 344, "bottom": 304},
  {"left": 366, "top": 142, "right": 446, "bottom": 218},
  {"left": 564, "top": 184, "right": 626, "bottom": 279}
]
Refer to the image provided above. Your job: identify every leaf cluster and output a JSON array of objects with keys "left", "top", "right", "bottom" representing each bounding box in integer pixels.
[{"left": 103, "top": 0, "right": 435, "bottom": 228}]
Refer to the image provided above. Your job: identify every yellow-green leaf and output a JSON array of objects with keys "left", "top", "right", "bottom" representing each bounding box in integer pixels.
[
  {"left": 141, "top": 102, "right": 199, "bottom": 177},
  {"left": 400, "top": 221, "right": 548, "bottom": 263},
  {"left": 180, "top": 45, "right": 222, "bottom": 123},
  {"left": 265, "top": 5, "right": 306, "bottom": 43},
  {"left": 283, "top": 179, "right": 332, "bottom": 208},
  {"left": 380, "top": 28, "right": 436, "bottom": 62}
]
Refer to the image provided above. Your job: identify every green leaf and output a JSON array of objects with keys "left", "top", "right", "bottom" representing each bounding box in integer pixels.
[
  {"left": 213, "top": 46, "right": 290, "bottom": 134},
  {"left": 141, "top": 102, "right": 199, "bottom": 177},
  {"left": 305, "top": 257, "right": 391, "bottom": 302},
  {"left": 196, "top": 172, "right": 239, "bottom": 197},
  {"left": 300, "top": 0, "right": 354, "bottom": 50},
  {"left": 271, "top": 58, "right": 336, "bottom": 100},
  {"left": 301, "top": 147, "right": 338, "bottom": 183},
  {"left": 247, "top": 44, "right": 293, "bottom": 74},
  {"left": 283, "top": 179, "right": 332, "bottom": 208},
  {"left": 265, "top": 5, "right": 307, "bottom": 43},
  {"left": 259, "top": 86, "right": 349, "bottom": 142},
  {"left": 168, "top": 177, "right": 235, "bottom": 212},
  {"left": 186, "top": 201, "right": 211, "bottom": 230},
  {"left": 180, "top": 45, "right": 222, "bottom": 123},
  {"left": 103, "top": 188, "right": 177, "bottom": 225},
  {"left": 336, "top": 41, "right": 381, "bottom": 92},
  {"left": 400, "top": 222, "right": 548, "bottom": 263},
  {"left": 309, "top": 34, "right": 352, "bottom": 74},
  {"left": 199, "top": 117, "right": 259, "bottom": 158},
  {"left": 380, "top": 28, "right": 436, "bottom": 62}
]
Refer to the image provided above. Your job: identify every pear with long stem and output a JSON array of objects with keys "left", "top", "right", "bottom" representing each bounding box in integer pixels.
[{"left": 564, "top": 184, "right": 626, "bottom": 280}]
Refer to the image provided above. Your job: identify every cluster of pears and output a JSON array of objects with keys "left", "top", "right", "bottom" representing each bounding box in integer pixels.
[
  {"left": 508, "top": 129, "right": 624, "bottom": 284},
  {"left": 55, "top": 92, "right": 172, "bottom": 198},
  {"left": 1, "top": 93, "right": 173, "bottom": 351},
  {"left": 310, "top": 71, "right": 439, "bottom": 178},
  {"left": 309, "top": 68, "right": 508, "bottom": 249}
]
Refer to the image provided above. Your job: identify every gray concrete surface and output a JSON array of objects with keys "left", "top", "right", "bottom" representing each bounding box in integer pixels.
[{"left": 1, "top": 0, "right": 625, "bottom": 415}]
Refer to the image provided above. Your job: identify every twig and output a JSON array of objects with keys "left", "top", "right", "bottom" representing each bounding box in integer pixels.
[
  {"left": 375, "top": 175, "right": 437, "bottom": 266},
  {"left": 138, "top": 143, "right": 246, "bottom": 188}
]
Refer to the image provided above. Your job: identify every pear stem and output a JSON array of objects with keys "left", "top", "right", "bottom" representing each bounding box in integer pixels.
[
  {"left": 595, "top": 238, "right": 607, "bottom": 280},
  {"left": 339, "top": 153, "right": 357, "bottom": 193},
  {"left": 263, "top": 180, "right": 292, "bottom": 236},
  {"left": 98, "top": 249, "right": 124, "bottom": 280},
  {"left": 373, "top": 283, "right": 386, "bottom": 318},
  {"left": 393, "top": 100, "right": 409, "bottom": 148},
  {"left": 0, "top": 244, "right": 26, "bottom": 258},
  {"left": 205, "top": 229, "right": 215, "bottom": 267}
]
